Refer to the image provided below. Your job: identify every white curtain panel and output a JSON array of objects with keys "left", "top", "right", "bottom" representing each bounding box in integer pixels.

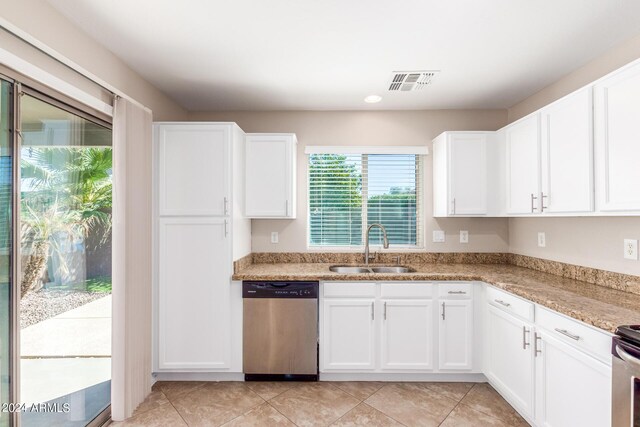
[{"left": 111, "top": 97, "right": 153, "bottom": 421}]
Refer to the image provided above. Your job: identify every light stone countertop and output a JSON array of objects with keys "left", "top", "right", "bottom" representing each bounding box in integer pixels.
[{"left": 233, "top": 262, "right": 640, "bottom": 333}]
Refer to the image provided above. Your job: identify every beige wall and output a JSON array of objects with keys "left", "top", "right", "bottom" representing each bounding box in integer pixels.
[
  {"left": 189, "top": 110, "right": 509, "bottom": 253},
  {"left": 506, "top": 34, "right": 640, "bottom": 276},
  {"left": 0, "top": 0, "right": 187, "bottom": 120}
]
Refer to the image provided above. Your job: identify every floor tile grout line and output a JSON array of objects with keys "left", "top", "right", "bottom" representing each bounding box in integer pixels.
[
  {"left": 436, "top": 383, "right": 479, "bottom": 426},
  {"left": 168, "top": 399, "right": 190, "bottom": 426},
  {"left": 266, "top": 401, "right": 302, "bottom": 426},
  {"left": 359, "top": 401, "right": 410, "bottom": 427},
  {"left": 455, "top": 383, "right": 529, "bottom": 426}
]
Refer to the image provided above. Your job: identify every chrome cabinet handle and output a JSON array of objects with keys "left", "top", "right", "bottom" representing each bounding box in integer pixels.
[
  {"left": 540, "top": 192, "right": 548, "bottom": 212},
  {"left": 383, "top": 302, "right": 387, "bottom": 320},
  {"left": 223, "top": 197, "right": 229, "bottom": 215},
  {"left": 522, "top": 326, "right": 530, "bottom": 349},
  {"left": 371, "top": 302, "right": 374, "bottom": 320},
  {"left": 285, "top": 200, "right": 288, "bottom": 216},
  {"left": 534, "top": 332, "right": 542, "bottom": 356},
  {"left": 494, "top": 299, "right": 511, "bottom": 307},
  {"left": 224, "top": 219, "right": 228, "bottom": 237},
  {"left": 554, "top": 328, "right": 580, "bottom": 341},
  {"left": 448, "top": 291, "right": 466, "bottom": 294},
  {"left": 616, "top": 345, "right": 640, "bottom": 370},
  {"left": 451, "top": 198, "right": 456, "bottom": 215},
  {"left": 531, "top": 193, "right": 538, "bottom": 212},
  {"left": 441, "top": 302, "right": 446, "bottom": 320}
]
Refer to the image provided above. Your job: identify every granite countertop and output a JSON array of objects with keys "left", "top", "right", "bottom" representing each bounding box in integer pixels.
[{"left": 233, "top": 262, "right": 640, "bottom": 333}]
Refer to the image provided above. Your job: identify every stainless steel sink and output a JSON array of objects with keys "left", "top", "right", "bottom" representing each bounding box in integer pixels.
[
  {"left": 369, "top": 266, "right": 414, "bottom": 273},
  {"left": 329, "top": 265, "right": 415, "bottom": 274},
  {"left": 329, "top": 265, "right": 372, "bottom": 274}
]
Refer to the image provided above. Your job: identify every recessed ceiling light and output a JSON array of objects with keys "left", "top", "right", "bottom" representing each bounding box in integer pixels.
[{"left": 364, "top": 95, "right": 382, "bottom": 103}]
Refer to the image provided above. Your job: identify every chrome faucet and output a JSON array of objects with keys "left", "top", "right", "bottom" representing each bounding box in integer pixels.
[{"left": 364, "top": 223, "right": 389, "bottom": 265}]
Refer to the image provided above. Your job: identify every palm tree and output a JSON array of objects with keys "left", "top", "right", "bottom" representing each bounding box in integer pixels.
[{"left": 20, "top": 147, "right": 112, "bottom": 297}]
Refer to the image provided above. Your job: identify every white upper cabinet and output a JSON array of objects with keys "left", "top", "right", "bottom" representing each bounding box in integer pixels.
[
  {"left": 505, "top": 114, "right": 541, "bottom": 215},
  {"left": 157, "top": 123, "right": 231, "bottom": 217},
  {"left": 245, "top": 133, "right": 297, "bottom": 218},
  {"left": 433, "top": 132, "right": 495, "bottom": 217},
  {"left": 540, "top": 88, "right": 594, "bottom": 214},
  {"left": 594, "top": 61, "right": 640, "bottom": 212}
]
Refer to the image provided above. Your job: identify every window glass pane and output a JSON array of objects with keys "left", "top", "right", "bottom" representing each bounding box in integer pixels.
[
  {"left": 19, "top": 94, "right": 112, "bottom": 426},
  {"left": 366, "top": 154, "right": 418, "bottom": 245},
  {"left": 0, "top": 79, "right": 13, "bottom": 427},
  {"left": 309, "top": 154, "right": 362, "bottom": 246},
  {"left": 309, "top": 152, "right": 421, "bottom": 247}
]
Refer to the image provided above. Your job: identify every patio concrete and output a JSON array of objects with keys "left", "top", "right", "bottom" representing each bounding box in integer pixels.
[{"left": 20, "top": 295, "right": 111, "bottom": 405}]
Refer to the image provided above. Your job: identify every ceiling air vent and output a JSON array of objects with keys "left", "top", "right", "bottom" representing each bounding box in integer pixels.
[{"left": 388, "top": 71, "right": 439, "bottom": 91}]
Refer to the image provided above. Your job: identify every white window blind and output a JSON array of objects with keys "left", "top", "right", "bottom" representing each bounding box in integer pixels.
[{"left": 308, "top": 153, "right": 423, "bottom": 247}]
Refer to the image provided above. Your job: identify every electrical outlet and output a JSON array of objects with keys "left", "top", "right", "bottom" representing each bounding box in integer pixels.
[
  {"left": 624, "top": 239, "right": 638, "bottom": 260},
  {"left": 271, "top": 232, "right": 279, "bottom": 244},
  {"left": 460, "top": 230, "right": 469, "bottom": 243},
  {"left": 537, "top": 232, "right": 546, "bottom": 248},
  {"left": 433, "top": 230, "right": 445, "bottom": 243}
]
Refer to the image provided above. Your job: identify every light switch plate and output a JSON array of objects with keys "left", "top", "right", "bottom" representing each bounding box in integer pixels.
[
  {"left": 460, "top": 230, "right": 469, "bottom": 243},
  {"left": 624, "top": 239, "right": 638, "bottom": 260},
  {"left": 433, "top": 230, "right": 445, "bottom": 243},
  {"left": 271, "top": 232, "right": 279, "bottom": 244},
  {"left": 537, "top": 232, "right": 546, "bottom": 248}
]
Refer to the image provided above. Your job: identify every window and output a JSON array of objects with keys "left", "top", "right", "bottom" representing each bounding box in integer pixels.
[{"left": 308, "top": 148, "right": 424, "bottom": 247}]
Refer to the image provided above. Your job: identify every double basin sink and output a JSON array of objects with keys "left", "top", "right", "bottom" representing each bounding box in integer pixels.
[{"left": 329, "top": 265, "right": 415, "bottom": 274}]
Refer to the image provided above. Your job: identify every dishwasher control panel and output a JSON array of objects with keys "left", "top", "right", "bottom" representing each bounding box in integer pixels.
[{"left": 242, "top": 281, "right": 319, "bottom": 298}]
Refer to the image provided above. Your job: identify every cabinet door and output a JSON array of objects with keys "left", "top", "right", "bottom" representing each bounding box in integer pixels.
[
  {"left": 322, "top": 299, "right": 376, "bottom": 370},
  {"left": 438, "top": 299, "right": 473, "bottom": 370},
  {"left": 541, "top": 88, "right": 594, "bottom": 213},
  {"left": 535, "top": 331, "right": 611, "bottom": 427},
  {"left": 245, "top": 134, "right": 295, "bottom": 218},
  {"left": 506, "top": 115, "right": 541, "bottom": 214},
  {"left": 381, "top": 299, "right": 433, "bottom": 370},
  {"left": 449, "top": 134, "right": 487, "bottom": 215},
  {"left": 158, "top": 217, "right": 231, "bottom": 370},
  {"left": 485, "top": 305, "right": 535, "bottom": 418},
  {"left": 157, "top": 124, "right": 230, "bottom": 216},
  {"left": 594, "top": 63, "right": 640, "bottom": 212}
]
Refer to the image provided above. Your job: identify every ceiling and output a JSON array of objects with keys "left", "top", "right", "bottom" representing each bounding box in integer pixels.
[{"left": 47, "top": 0, "right": 640, "bottom": 111}]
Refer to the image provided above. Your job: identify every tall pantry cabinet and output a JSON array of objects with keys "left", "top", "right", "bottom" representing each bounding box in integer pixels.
[{"left": 153, "top": 122, "right": 250, "bottom": 374}]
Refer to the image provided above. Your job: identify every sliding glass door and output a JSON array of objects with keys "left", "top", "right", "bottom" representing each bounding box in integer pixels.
[
  {"left": 0, "top": 79, "right": 14, "bottom": 427},
  {"left": 18, "top": 91, "right": 112, "bottom": 426}
]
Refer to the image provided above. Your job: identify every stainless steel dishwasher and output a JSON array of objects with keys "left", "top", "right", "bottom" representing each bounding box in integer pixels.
[{"left": 242, "top": 281, "right": 318, "bottom": 381}]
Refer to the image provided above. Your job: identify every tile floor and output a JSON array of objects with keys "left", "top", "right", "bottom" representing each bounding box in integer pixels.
[{"left": 110, "top": 381, "right": 530, "bottom": 427}]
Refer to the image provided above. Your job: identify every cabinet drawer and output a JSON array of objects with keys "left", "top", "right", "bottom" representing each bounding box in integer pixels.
[
  {"left": 486, "top": 286, "right": 534, "bottom": 322},
  {"left": 323, "top": 282, "right": 376, "bottom": 298},
  {"left": 380, "top": 282, "right": 433, "bottom": 298},
  {"left": 438, "top": 282, "right": 472, "bottom": 298},
  {"left": 536, "top": 306, "right": 612, "bottom": 363}
]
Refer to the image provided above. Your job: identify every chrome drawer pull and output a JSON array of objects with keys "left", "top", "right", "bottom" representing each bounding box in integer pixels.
[
  {"left": 535, "top": 332, "right": 542, "bottom": 356},
  {"left": 441, "top": 302, "right": 446, "bottom": 320},
  {"left": 554, "top": 328, "right": 580, "bottom": 341},
  {"left": 494, "top": 299, "right": 511, "bottom": 307},
  {"left": 522, "top": 326, "right": 530, "bottom": 349},
  {"left": 448, "top": 291, "right": 466, "bottom": 294}
]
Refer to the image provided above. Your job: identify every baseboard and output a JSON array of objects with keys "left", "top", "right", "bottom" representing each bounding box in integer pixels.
[
  {"left": 153, "top": 372, "right": 244, "bottom": 381},
  {"left": 319, "top": 372, "right": 487, "bottom": 382}
]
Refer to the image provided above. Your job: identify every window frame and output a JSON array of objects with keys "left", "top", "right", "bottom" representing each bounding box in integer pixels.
[{"left": 306, "top": 149, "right": 425, "bottom": 251}]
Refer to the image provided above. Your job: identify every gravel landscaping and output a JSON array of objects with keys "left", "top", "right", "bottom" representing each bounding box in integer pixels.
[{"left": 20, "top": 290, "right": 110, "bottom": 329}]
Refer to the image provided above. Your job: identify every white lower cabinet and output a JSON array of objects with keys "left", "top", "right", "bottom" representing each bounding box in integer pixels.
[
  {"left": 534, "top": 330, "right": 611, "bottom": 427},
  {"left": 381, "top": 299, "right": 433, "bottom": 370},
  {"left": 485, "top": 304, "right": 535, "bottom": 419},
  {"left": 157, "top": 217, "right": 231, "bottom": 370},
  {"left": 322, "top": 299, "right": 376, "bottom": 370},
  {"left": 438, "top": 299, "right": 473, "bottom": 370}
]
